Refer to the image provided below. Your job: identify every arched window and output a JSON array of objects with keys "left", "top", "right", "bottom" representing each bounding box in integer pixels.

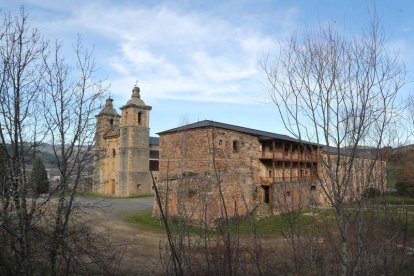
[
  {"left": 112, "top": 148, "right": 116, "bottom": 157},
  {"left": 109, "top": 118, "right": 114, "bottom": 126},
  {"left": 138, "top": 112, "right": 142, "bottom": 125}
]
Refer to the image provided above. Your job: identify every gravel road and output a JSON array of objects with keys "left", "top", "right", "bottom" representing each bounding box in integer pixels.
[
  {"left": 73, "top": 196, "right": 154, "bottom": 220},
  {"left": 74, "top": 196, "right": 162, "bottom": 274}
]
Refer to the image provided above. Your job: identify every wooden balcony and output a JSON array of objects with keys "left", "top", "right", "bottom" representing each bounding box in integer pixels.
[
  {"left": 260, "top": 176, "right": 318, "bottom": 186},
  {"left": 260, "top": 150, "right": 318, "bottom": 162}
]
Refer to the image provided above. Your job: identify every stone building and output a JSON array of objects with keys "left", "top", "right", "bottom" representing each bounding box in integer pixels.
[
  {"left": 93, "top": 86, "right": 159, "bottom": 196},
  {"left": 153, "top": 120, "right": 385, "bottom": 223}
]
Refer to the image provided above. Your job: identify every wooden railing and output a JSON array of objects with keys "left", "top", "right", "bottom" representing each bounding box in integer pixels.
[
  {"left": 260, "top": 176, "right": 318, "bottom": 185},
  {"left": 261, "top": 150, "right": 318, "bottom": 162}
]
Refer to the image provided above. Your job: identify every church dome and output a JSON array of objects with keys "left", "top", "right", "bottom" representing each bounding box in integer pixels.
[
  {"left": 97, "top": 98, "right": 121, "bottom": 117},
  {"left": 126, "top": 86, "right": 146, "bottom": 107}
]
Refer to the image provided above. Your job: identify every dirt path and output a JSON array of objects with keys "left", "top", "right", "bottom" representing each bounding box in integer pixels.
[{"left": 77, "top": 197, "right": 165, "bottom": 275}]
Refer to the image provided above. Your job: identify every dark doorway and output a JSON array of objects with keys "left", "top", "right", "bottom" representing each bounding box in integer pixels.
[{"left": 263, "top": 186, "right": 270, "bottom": 204}]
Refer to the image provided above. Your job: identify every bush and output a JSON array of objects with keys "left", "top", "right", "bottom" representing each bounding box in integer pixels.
[
  {"left": 395, "top": 182, "right": 414, "bottom": 197},
  {"left": 363, "top": 187, "right": 381, "bottom": 198}
]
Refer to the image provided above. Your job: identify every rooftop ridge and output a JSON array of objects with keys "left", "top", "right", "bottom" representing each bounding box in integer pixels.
[{"left": 157, "top": 119, "right": 312, "bottom": 144}]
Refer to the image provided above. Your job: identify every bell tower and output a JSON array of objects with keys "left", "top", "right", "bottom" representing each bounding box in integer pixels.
[
  {"left": 94, "top": 98, "right": 121, "bottom": 194},
  {"left": 118, "top": 86, "right": 152, "bottom": 196}
]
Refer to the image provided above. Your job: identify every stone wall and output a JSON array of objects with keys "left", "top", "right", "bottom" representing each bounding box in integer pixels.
[
  {"left": 119, "top": 124, "right": 152, "bottom": 196},
  {"left": 159, "top": 127, "right": 262, "bottom": 178},
  {"left": 269, "top": 181, "right": 319, "bottom": 214},
  {"left": 102, "top": 136, "right": 120, "bottom": 194},
  {"left": 155, "top": 127, "right": 262, "bottom": 222},
  {"left": 317, "top": 152, "right": 387, "bottom": 204}
]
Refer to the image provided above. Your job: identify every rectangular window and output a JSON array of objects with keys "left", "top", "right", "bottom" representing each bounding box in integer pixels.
[
  {"left": 233, "top": 140, "right": 239, "bottom": 153},
  {"left": 138, "top": 112, "right": 142, "bottom": 125},
  {"left": 149, "top": 160, "right": 159, "bottom": 171}
]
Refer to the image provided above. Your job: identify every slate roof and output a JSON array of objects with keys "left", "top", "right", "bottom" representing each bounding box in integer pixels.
[
  {"left": 158, "top": 120, "right": 317, "bottom": 145},
  {"left": 97, "top": 98, "right": 121, "bottom": 117},
  {"left": 156, "top": 120, "right": 380, "bottom": 159}
]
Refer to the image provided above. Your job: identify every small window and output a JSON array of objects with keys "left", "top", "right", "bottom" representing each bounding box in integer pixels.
[
  {"left": 112, "top": 149, "right": 116, "bottom": 157},
  {"left": 268, "top": 170, "right": 272, "bottom": 177},
  {"left": 109, "top": 118, "right": 114, "bottom": 126},
  {"left": 310, "top": 185, "right": 316, "bottom": 191},
  {"left": 219, "top": 140, "right": 223, "bottom": 145},
  {"left": 150, "top": 160, "right": 159, "bottom": 171},
  {"left": 284, "top": 146, "right": 289, "bottom": 156},
  {"left": 233, "top": 140, "right": 239, "bottom": 153},
  {"left": 286, "top": 191, "right": 292, "bottom": 204},
  {"left": 138, "top": 112, "right": 142, "bottom": 124}
]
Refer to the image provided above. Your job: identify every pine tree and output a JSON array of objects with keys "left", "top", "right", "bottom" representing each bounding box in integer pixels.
[
  {"left": 0, "top": 148, "right": 8, "bottom": 195},
  {"left": 32, "top": 157, "right": 49, "bottom": 194}
]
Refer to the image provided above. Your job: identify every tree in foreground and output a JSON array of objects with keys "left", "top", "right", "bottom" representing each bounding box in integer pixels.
[
  {"left": 263, "top": 15, "right": 409, "bottom": 275},
  {"left": 0, "top": 9, "right": 122, "bottom": 275}
]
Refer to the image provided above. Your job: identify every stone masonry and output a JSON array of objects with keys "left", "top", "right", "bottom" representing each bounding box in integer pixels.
[
  {"left": 153, "top": 120, "right": 386, "bottom": 223},
  {"left": 93, "top": 86, "right": 159, "bottom": 196}
]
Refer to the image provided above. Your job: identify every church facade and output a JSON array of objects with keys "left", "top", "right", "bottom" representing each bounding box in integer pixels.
[{"left": 93, "top": 86, "right": 158, "bottom": 196}]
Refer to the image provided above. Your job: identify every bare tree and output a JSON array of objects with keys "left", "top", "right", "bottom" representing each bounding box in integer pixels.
[
  {"left": 0, "top": 9, "right": 117, "bottom": 275},
  {"left": 263, "top": 16, "right": 407, "bottom": 275},
  {"left": 42, "top": 37, "right": 108, "bottom": 275},
  {"left": 0, "top": 9, "right": 48, "bottom": 274}
]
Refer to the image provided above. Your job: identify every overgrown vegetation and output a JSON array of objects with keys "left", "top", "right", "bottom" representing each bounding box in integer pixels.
[
  {"left": 0, "top": 9, "right": 125, "bottom": 275},
  {"left": 395, "top": 182, "right": 414, "bottom": 197}
]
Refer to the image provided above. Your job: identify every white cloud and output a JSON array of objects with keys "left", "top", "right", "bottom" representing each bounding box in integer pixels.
[
  {"left": 57, "top": 2, "right": 286, "bottom": 104},
  {"left": 10, "top": 1, "right": 301, "bottom": 105}
]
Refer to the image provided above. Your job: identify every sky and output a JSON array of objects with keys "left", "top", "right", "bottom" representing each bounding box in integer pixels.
[{"left": 2, "top": 0, "right": 414, "bottom": 137}]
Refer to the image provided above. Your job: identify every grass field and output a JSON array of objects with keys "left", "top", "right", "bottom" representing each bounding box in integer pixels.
[
  {"left": 74, "top": 192, "right": 153, "bottom": 199},
  {"left": 125, "top": 199, "right": 414, "bottom": 236},
  {"left": 125, "top": 209, "right": 327, "bottom": 235}
]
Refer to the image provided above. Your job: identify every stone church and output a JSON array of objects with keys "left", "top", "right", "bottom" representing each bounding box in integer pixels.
[{"left": 93, "top": 86, "right": 159, "bottom": 196}]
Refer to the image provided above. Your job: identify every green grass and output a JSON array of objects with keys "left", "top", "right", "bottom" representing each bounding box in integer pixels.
[
  {"left": 73, "top": 192, "right": 153, "bottom": 199},
  {"left": 125, "top": 210, "right": 321, "bottom": 236},
  {"left": 234, "top": 211, "right": 316, "bottom": 235},
  {"left": 124, "top": 212, "right": 205, "bottom": 233},
  {"left": 124, "top": 202, "right": 414, "bottom": 236},
  {"left": 125, "top": 211, "right": 165, "bottom": 232},
  {"left": 369, "top": 195, "right": 414, "bottom": 205},
  {"left": 386, "top": 205, "right": 414, "bottom": 213}
]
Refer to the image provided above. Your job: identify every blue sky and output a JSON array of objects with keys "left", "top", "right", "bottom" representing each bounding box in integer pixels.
[{"left": 3, "top": 0, "right": 414, "bottom": 136}]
